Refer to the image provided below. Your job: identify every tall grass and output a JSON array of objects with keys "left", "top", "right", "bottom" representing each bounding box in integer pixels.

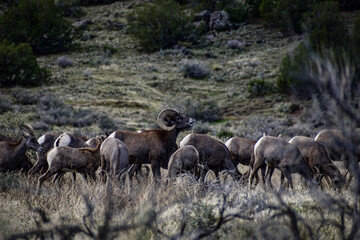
[{"left": 1, "top": 170, "right": 359, "bottom": 240}]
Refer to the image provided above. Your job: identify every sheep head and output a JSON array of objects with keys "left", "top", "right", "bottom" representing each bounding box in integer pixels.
[
  {"left": 19, "top": 124, "right": 43, "bottom": 153},
  {"left": 157, "top": 109, "right": 195, "bottom": 131}
]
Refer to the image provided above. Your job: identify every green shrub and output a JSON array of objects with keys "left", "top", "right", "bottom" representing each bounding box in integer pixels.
[
  {"left": 307, "top": 1, "right": 348, "bottom": 52},
  {"left": 276, "top": 2, "right": 357, "bottom": 97},
  {"left": 276, "top": 42, "right": 315, "bottom": 97},
  {"left": 217, "top": 130, "right": 234, "bottom": 139},
  {"left": 0, "top": 0, "right": 20, "bottom": 6},
  {"left": 222, "top": 1, "right": 248, "bottom": 24},
  {"left": 0, "top": 94, "right": 13, "bottom": 114},
  {"left": 247, "top": 78, "right": 275, "bottom": 96},
  {"left": 259, "top": 0, "right": 314, "bottom": 34},
  {"left": 78, "top": 0, "right": 117, "bottom": 5},
  {"left": 0, "top": 111, "right": 27, "bottom": 138},
  {"left": 0, "top": 40, "right": 49, "bottom": 87},
  {"left": 179, "top": 59, "right": 210, "bottom": 79},
  {"left": 55, "top": 0, "right": 85, "bottom": 17},
  {"left": 187, "top": 0, "right": 249, "bottom": 24},
  {"left": 127, "top": 0, "right": 196, "bottom": 52},
  {"left": 0, "top": 0, "right": 73, "bottom": 55},
  {"left": 244, "top": 0, "right": 262, "bottom": 17}
]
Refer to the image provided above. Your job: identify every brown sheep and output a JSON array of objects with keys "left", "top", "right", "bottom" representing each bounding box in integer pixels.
[
  {"left": 315, "top": 129, "right": 360, "bottom": 182},
  {"left": 289, "top": 136, "right": 345, "bottom": 189},
  {"left": 0, "top": 125, "right": 42, "bottom": 173},
  {"left": 250, "top": 136, "right": 313, "bottom": 189},
  {"left": 36, "top": 142, "right": 103, "bottom": 193},
  {"left": 180, "top": 133, "right": 242, "bottom": 181},
  {"left": 109, "top": 109, "right": 195, "bottom": 180},
  {"left": 225, "top": 137, "right": 264, "bottom": 184},
  {"left": 99, "top": 137, "right": 129, "bottom": 182},
  {"left": 167, "top": 145, "right": 199, "bottom": 178}
]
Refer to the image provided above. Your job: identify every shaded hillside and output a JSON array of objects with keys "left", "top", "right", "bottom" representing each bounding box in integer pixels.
[{"left": 0, "top": 0, "right": 358, "bottom": 140}]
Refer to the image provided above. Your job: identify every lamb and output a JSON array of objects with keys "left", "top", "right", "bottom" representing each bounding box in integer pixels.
[
  {"left": 86, "top": 133, "right": 109, "bottom": 148},
  {"left": 99, "top": 137, "right": 129, "bottom": 182},
  {"left": 249, "top": 136, "right": 313, "bottom": 189},
  {"left": 167, "top": 145, "right": 199, "bottom": 178},
  {"left": 109, "top": 109, "right": 195, "bottom": 180},
  {"left": 180, "top": 133, "right": 242, "bottom": 181},
  {"left": 36, "top": 142, "right": 102, "bottom": 193},
  {"left": 30, "top": 133, "right": 89, "bottom": 184},
  {"left": 0, "top": 124, "right": 43, "bottom": 172},
  {"left": 289, "top": 136, "right": 345, "bottom": 189}
]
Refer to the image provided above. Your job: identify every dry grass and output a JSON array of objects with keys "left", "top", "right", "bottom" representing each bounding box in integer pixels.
[
  {"left": 0, "top": 169, "right": 359, "bottom": 240},
  {"left": 1, "top": 1, "right": 359, "bottom": 239}
]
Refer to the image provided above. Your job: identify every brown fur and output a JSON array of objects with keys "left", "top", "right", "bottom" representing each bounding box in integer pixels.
[
  {"left": 110, "top": 109, "right": 194, "bottom": 180},
  {"left": 250, "top": 136, "right": 313, "bottom": 189},
  {"left": 180, "top": 133, "right": 242, "bottom": 181},
  {"left": 290, "top": 136, "right": 345, "bottom": 189}
]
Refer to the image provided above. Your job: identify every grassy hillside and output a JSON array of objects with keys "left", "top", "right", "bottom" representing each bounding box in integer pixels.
[
  {"left": 0, "top": 0, "right": 320, "bottom": 140},
  {"left": 0, "top": 1, "right": 360, "bottom": 239}
]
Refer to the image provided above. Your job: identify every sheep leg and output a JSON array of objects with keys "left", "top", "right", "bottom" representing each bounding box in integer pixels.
[
  {"left": 198, "top": 165, "right": 209, "bottom": 184},
  {"left": 233, "top": 167, "right": 243, "bottom": 182},
  {"left": 249, "top": 161, "right": 262, "bottom": 189},
  {"left": 100, "top": 154, "right": 107, "bottom": 182},
  {"left": 280, "top": 172, "right": 285, "bottom": 188},
  {"left": 260, "top": 166, "right": 266, "bottom": 185},
  {"left": 151, "top": 160, "right": 161, "bottom": 181},
  {"left": 52, "top": 171, "right": 65, "bottom": 188},
  {"left": 265, "top": 167, "right": 274, "bottom": 189},
  {"left": 36, "top": 169, "right": 57, "bottom": 194},
  {"left": 282, "top": 170, "right": 293, "bottom": 190},
  {"left": 29, "top": 161, "right": 47, "bottom": 175}
]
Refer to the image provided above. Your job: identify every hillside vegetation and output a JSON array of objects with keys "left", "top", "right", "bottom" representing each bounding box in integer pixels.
[
  {"left": 0, "top": 0, "right": 332, "bottom": 139},
  {"left": 0, "top": 0, "right": 360, "bottom": 239}
]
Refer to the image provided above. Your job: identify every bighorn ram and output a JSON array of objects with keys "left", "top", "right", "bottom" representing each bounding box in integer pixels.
[
  {"left": 289, "top": 136, "right": 345, "bottom": 189},
  {"left": 0, "top": 125, "right": 43, "bottom": 172},
  {"left": 249, "top": 136, "right": 313, "bottom": 189},
  {"left": 109, "top": 109, "right": 195, "bottom": 180},
  {"left": 36, "top": 141, "right": 103, "bottom": 193},
  {"left": 29, "top": 133, "right": 88, "bottom": 175},
  {"left": 167, "top": 145, "right": 199, "bottom": 178},
  {"left": 315, "top": 129, "right": 360, "bottom": 177},
  {"left": 99, "top": 137, "right": 129, "bottom": 182},
  {"left": 180, "top": 133, "right": 242, "bottom": 181}
]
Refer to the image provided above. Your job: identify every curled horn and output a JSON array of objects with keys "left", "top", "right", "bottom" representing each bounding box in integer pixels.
[
  {"left": 157, "top": 109, "right": 179, "bottom": 131},
  {"left": 19, "top": 124, "right": 34, "bottom": 134}
]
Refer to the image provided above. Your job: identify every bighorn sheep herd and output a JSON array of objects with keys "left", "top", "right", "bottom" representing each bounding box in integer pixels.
[{"left": 0, "top": 109, "right": 358, "bottom": 193}]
